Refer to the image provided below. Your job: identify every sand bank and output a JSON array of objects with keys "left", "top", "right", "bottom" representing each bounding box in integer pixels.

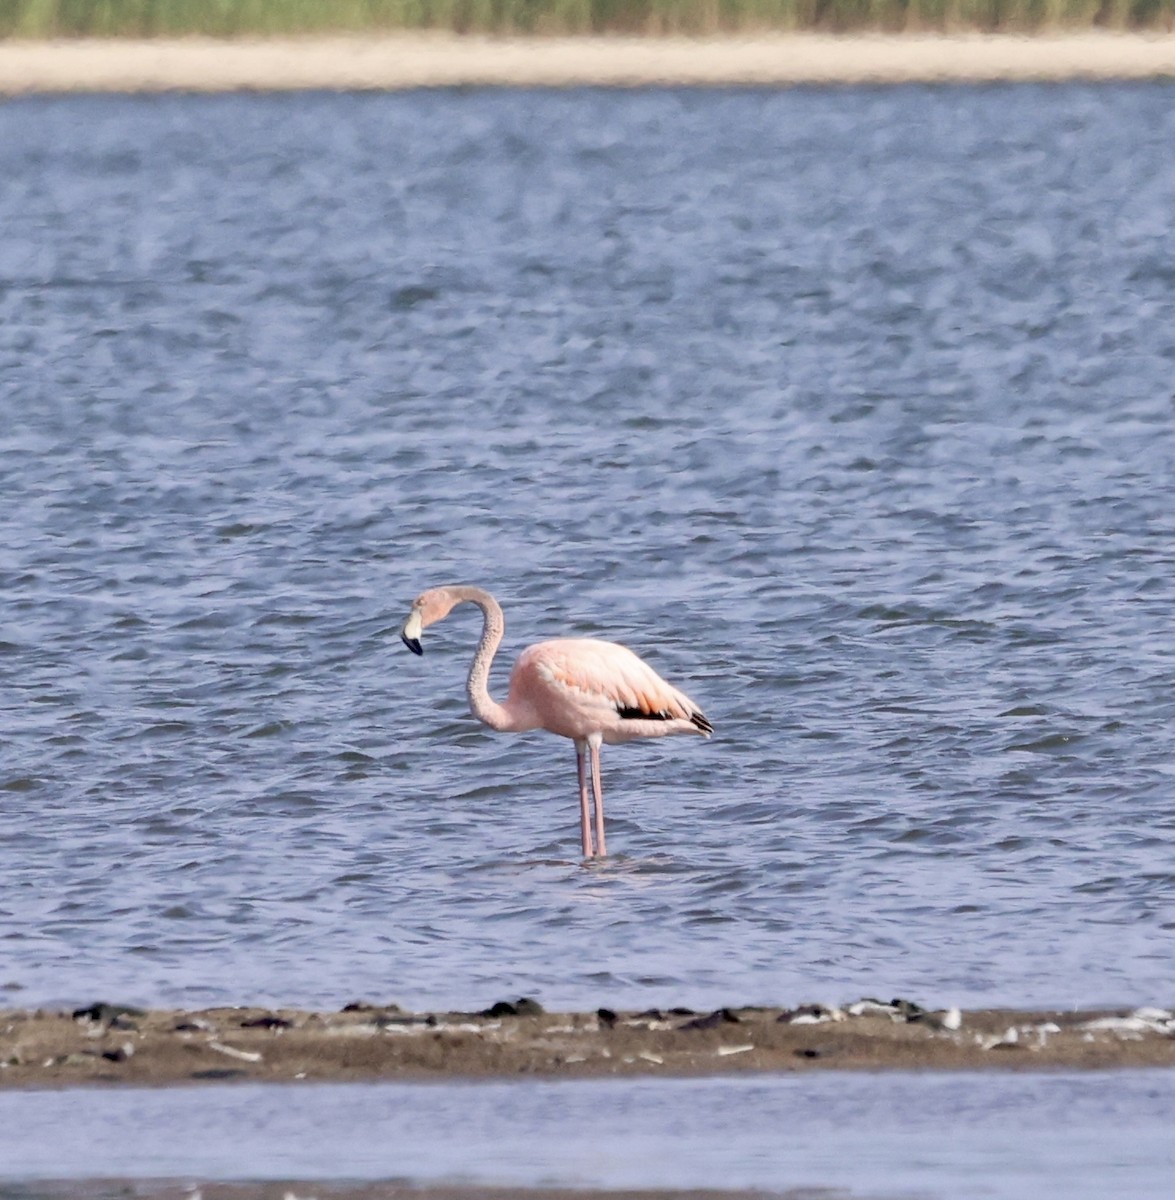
[
  {"left": 2, "top": 33, "right": 1175, "bottom": 94},
  {"left": 3, "top": 999, "right": 1174, "bottom": 1088}
]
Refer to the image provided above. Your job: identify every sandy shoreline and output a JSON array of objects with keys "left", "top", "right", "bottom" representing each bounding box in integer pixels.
[
  {"left": 3, "top": 998, "right": 1174, "bottom": 1088},
  {"left": 2, "top": 32, "right": 1175, "bottom": 93}
]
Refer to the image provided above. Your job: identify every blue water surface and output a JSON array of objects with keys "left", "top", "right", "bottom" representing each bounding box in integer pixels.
[{"left": 0, "top": 84, "right": 1173, "bottom": 1014}]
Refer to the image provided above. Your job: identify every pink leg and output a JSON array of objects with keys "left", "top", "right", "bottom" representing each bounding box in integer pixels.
[
  {"left": 576, "top": 742, "right": 594, "bottom": 858},
  {"left": 589, "top": 738, "right": 607, "bottom": 858}
]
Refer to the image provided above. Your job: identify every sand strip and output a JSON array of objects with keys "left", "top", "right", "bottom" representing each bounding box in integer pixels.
[
  {"left": 3, "top": 1000, "right": 1174, "bottom": 1087},
  {"left": 2, "top": 33, "right": 1175, "bottom": 94}
]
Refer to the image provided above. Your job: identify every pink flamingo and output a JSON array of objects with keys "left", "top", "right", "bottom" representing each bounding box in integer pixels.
[{"left": 400, "top": 584, "right": 712, "bottom": 858}]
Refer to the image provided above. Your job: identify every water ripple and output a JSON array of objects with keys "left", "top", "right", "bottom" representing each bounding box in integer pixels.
[{"left": 1, "top": 85, "right": 1173, "bottom": 1010}]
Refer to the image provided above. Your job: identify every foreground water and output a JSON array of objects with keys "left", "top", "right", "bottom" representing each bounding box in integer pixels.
[
  {"left": 1, "top": 84, "right": 1173, "bottom": 1016},
  {"left": 1, "top": 1072, "right": 1173, "bottom": 1198}
]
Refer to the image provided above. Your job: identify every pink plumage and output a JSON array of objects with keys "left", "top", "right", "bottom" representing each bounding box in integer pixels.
[{"left": 400, "top": 585, "right": 712, "bottom": 858}]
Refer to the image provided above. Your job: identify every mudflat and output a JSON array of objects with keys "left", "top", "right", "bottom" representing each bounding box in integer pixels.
[
  {"left": 1, "top": 33, "right": 1175, "bottom": 94},
  {"left": 3, "top": 998, "right": 1174, "bottom": 1088}
]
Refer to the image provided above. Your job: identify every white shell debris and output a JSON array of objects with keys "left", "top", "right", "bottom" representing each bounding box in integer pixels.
[
  {"left": 716, "top": 1044, "right": 755, "bottom": 1056},
  {"left": 785, "top": 1004, "right": 845, "bottom": 1026},
  {"left": 207, "top": 1040, "right": 263, "bottom": 1063},
  {"left": 981, "top": 1027, "right": 1020, "bottom": 1051},
  {"left": 845, "top": 999, "right": 901, "bottom": 1018},
  {"left": 637, "top": 1051, "right": 664, "bottom": 1065},
  {"left": 1081, "top": 1017, "right": 1152, "bottom": 1038},
  {"left": 1032, "top": 1022, "right": 1062, "bottom": 1048},
  {"left": 910, "top": 1007, "right": 963, "bottom": 1032},
  {"left": 328, "top": 1019, "right": 494, "bottom": 1037},
  {"left": 174, "top": 1017, "right": 217, "bottom": 1034},
  {"left": 1131, "top": 1007, "right": 1173, "bottom": 1023},
  {"left": 1080, "top": 1008, "right": 1175, "bottom": 1037}
]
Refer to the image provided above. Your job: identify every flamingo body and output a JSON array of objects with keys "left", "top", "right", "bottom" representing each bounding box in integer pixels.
[
  {"left": 511, "top": 638, "right": 707, "bottom": 744},
  {"left": 400, "top": 585, "right": 711, "bottom": 858}
]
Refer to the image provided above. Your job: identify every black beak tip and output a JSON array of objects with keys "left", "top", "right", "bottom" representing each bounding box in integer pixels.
[{"left": 402, "top": 634, "right": 423, "bottom": 656}]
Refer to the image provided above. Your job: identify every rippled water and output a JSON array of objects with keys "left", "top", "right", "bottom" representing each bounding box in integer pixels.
[
  {"left": 1, "top": 84, "right": 1174, "bottom": 1013},
  {"left": 3, "top": 1072, "right": 1174, "bottom": 1198}
]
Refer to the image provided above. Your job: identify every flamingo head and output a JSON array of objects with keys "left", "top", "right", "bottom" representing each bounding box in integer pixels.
[
  {"left": 400, "top": 608, "right": 424, "bottom": 655},
  {"left": 400, "top": 586, "right": 462, "bottom": 656}
]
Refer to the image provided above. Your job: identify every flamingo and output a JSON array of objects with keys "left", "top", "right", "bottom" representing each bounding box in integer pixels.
[{"left": 400, "top": 584, "right": 712, "bottom": 859}]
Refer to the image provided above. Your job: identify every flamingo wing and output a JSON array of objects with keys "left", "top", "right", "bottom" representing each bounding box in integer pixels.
[{"left": 515, "top": 639, "right": 712, "bottom": 738}]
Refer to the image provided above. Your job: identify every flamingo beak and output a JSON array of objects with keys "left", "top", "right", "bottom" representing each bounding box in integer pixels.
[{"left": 400, "top": 609, "right": 424, "bottom": 656}]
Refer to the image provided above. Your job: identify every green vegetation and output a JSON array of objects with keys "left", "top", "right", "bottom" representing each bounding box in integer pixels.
[{"left": 0, "top": 0, "right": 1171, "bottom": 35}]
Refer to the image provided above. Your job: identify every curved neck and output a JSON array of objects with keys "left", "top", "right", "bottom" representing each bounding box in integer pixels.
[{"left": 449, "top": 586, "right": 518, "bottom": 732}]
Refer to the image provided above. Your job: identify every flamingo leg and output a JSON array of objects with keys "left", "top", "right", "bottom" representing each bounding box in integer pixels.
[
  {"left": 589, "top": 736, "right": 606, "bottom": 858},
  {"left": 576, "top": 741, "right": 594, "bottom": 858}
]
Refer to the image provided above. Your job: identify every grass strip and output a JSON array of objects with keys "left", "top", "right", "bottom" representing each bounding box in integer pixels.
[{"left": 1, "top": 0, "right": 1173, "bottom": 37}]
